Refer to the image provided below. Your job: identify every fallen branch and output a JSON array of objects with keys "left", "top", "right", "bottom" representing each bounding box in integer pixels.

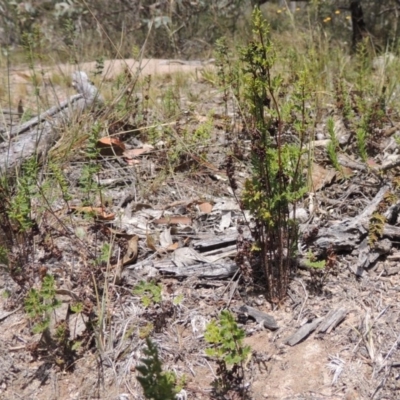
[
  {"left": 0, "top": 71, "right": 102, "bottom": 175},
  {"left": 314, "top": 184, "right": 391, "bottom": 250}
]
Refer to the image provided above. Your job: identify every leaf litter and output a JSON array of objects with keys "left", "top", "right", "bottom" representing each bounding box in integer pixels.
[{"left": 2, "top": 66, "right": 400, "bottom": 400}]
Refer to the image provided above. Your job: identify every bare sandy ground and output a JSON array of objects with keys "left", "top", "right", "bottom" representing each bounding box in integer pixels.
[{"left": 9, "top": 58, "right": 214, "bottom": 84}]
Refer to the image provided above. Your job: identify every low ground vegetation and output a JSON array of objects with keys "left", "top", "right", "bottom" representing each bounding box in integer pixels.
[{"left": 2, "top": 5, "right": 400, "bottom": 400}]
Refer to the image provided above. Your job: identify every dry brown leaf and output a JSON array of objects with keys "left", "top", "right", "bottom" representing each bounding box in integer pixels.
[
  {"left": 198, "top": 202, "right": 213, "bottom": 213},
  {"left": 125, "top": 159, "right": 141, "bottom": 165},
  {"left": 337, "top": 166, "right": 354, "bottom": 179},
  {"left": 146, "top": 233, "right": 157, "bottom": 251},
  {"left": 310, "top": 163, "right": 336, "bottom": 192},
  {"left": 98, "top": 212, "right": 116, "bottom": 221},
  {"left": 123, "top": 148, "right": 150, "bottom": 158},
  {"left": 153, "top": 216, "right": 192, "bottom": 225},
  {"left": 122, "top": 235, "right": 139, "bottom": 265},
  {"left": 167, "top": 242, "right": 179, "bottom": 251},
  {"left": 97, "top": 137, "right": 126, "bottom": 156},
  {"left": 112, "top": 235, "right": 139, "bottom": 284}
]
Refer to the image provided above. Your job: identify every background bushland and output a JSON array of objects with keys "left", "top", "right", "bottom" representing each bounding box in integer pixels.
[{"left": 2, "top": 0, "right": 400, "bottom": 62}]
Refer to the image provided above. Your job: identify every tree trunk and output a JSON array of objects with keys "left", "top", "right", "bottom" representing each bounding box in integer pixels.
[{"left": 350, "top": 0, "right": 367, "bottom": 51}]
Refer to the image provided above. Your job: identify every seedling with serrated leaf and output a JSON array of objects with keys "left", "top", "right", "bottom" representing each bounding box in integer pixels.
[
  {"left": 205, "top": 310, "right": 251, "bottom": 398},
  {"left": 24, "top": 274, "right": 62, "bottom": 334},
  {"left": 137, "top": 337, "right": 177, "bottom": 400},
  {"left": 305, "top": 250, "right": 326, "bottom": 270},
  {"left": 133, "top": 280, "right": 162, "bottom": 307},
  {"left": 205, "top": 310, "right": 250, "bottom": 365}
]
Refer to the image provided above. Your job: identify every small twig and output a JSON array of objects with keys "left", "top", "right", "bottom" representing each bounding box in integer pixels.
[
  {"left": 204, "top": 358, "right": 218, "bottom": 380},
  {"left": 296, "top": 279, "right": 308, "bottom": 323},
  {"left": 374, "top": 157, "right": 400, "bottom": 173},
  {"left": 1, "top": 94, "right": 82, "bottom": 138},
  {"left": 375, "top": 331, "right": 400, "bottom": 375},
  {"left": 377, "top": 7, "right": 400, "bottom": 15}
]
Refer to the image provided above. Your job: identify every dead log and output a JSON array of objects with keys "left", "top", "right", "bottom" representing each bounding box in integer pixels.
[
  {"left": 314, "top": 184, "right": 391, "bottom": 250},
  {"left": 0, "top": 71, "right": 102, "bottom": 175},
  {"left": 350, "top": 0, "right": 368, "bottom": 51},
  {"left": 285, "top": 317, "right": 324, "bottom": 346},
  {"left": 316, "top": 307, "right": 347, "bottom": 334},
  {"left": 383, "top": 224, "right": 400, "bottom": 239},
  {"left": 160, "top": 261, "right": 238, "bottom": 279},
  {"left": 126, "top": 258, "right": 238, "bottom": 279}
]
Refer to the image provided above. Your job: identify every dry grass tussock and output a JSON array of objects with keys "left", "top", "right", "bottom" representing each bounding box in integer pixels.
[{"left": 3, "top": 9, "right": 400, "bottom": 400}]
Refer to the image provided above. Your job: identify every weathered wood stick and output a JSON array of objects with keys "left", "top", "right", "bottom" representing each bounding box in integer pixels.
[
  {"left": 0, "top": 71, "right": 102, "bottom": 175},
  {"left": 285, "top": 317, "right": 324, "bottom": 346},
  {"left": 316, "top": 307, "right": 347, "bottom": 334}
]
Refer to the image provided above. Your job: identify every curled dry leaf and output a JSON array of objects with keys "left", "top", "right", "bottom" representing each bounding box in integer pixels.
[
  {"left": 167, "top": 242, "right": 179, "bottom": 251},
  {"left": 96, "top": 137, "right": 126, "bottom": 156},
  {"left": 122, "top": 235, "right": 139, "bottom": 265},
  {"left": 159, "top": 228, "right": 179, "bottom": 251},
  {"left": 123, "top": 145, "right": 153, "bottom": 159},
  {"left": 160, "top": 228, "right": 173, "bottom": 248},
  {"left": 310, "top": 163, "right": 336, "bottom": 192},
  {"left": 146, "top": 232, "right": 157, "bottom": 251},
  {"left": 113, "top": 235, "right": 139, "bottom": 285}
]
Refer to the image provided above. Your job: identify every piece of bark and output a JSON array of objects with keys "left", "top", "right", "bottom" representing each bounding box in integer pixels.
[
  {"left": 2, "top": 94, "right": 79, "bottom": 139},
  {"left": 315, "top": 184, "right": 390, "bottom": 250},
  {"left": 0, "top": 71, "right": 102, "bottom": 175},
  {"left": 285, "top": 317, "right": 324, "bottom": 346},
  {"left": 356, "top": 238, "right": 371, "bottom": 276},
  {"left": 159, "top": 262, "right": 238, "bottom": 279},
  {"left": 383, "top": 266, "right": 400, "bottom": 276},
  {"left": 126, "top": 259, "right": 173, "bottom": 270},
  {"left": 316, "top": 308, "right": 347, "bottom": 334},
  {"left": 126, "top": 258, "right": 237, "bottom": 279},
  {"left": 194, "top": 234, "right": 238, "bottom": 252},
  {"left": 338, "top": 153, "right": 368, "bottom": 172},
  {"left": 351, "top": 225, "right": 400, "bottom": 272},
  {"left": 0, "top": 306, "right": 21, "bottom": 322},
  {"left": 201, "top": 244, "right": 237, "bottom": 257},
  {"left": 233, "top": 305, "right": 278, "bottom": 330},
  {"left": 383, "top": 224, "right": 400, "bottom": 239}
]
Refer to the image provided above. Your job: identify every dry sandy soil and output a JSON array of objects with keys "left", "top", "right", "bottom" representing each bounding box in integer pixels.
[
  {"left": 1, "top": 59, "right": 400, "bottom": 400},
  {"left": 7, "top": 58, "right": 213, "bottom": 86}
]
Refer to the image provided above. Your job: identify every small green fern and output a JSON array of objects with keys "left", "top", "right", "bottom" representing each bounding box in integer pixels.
[
  {"left": 205, "top": 310, "right": 251, "bottom": 366},
  {"left": 304, "top": 250, "right": 326, "bottom": 270},
  {"left": 137, "top": 338, "right": 177, "bottom": 400},
  {"left": 24, "top": 274, "right": 61, "bottom": 334},
  {"left": 133, "top": 281, "right": 162, "bottom": 307}
]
